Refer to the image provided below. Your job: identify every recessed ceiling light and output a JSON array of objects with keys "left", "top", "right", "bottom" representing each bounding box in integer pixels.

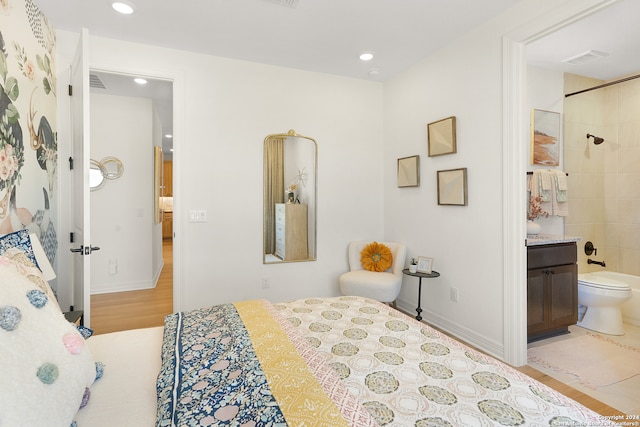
[
  {"left": 112, "top": 2, "right": 134, "bottom": 14},
  {"left": 368, "top": 68, "right": 381, "bottom": 78},
  {"left": 134, "top": 77, "right": 147, "bottom": 85},
  {"left": 360, "top": 52, "right": 374, "bottom": 61}
]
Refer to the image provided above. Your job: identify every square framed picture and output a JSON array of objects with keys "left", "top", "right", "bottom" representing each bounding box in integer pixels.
[
  {"left": 531, "top": 109, "right": 560, "bottom": 166},
  {"left": 428, "top": 116, "right": 457, "bottom": 157},
  {"left": 437, "top": 168, "right": 467, "bottom": 206},
  {"left": 417, "top": 257, "right": 433, "bottom": 274},
  {"left": 397, "top": 155, "right": 420, "bottom": 187}
]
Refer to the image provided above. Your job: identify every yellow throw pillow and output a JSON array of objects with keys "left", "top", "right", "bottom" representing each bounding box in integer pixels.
[{"left": 360, "top": 242, "right": 393, "bottom": 272}]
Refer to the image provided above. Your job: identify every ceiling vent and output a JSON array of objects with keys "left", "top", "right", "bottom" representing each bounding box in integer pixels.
[
  {"left": 89, "top": 74, "right": 107, "bottom": 89},
  {"left": 264, "top": 0, "right": 300, "bottom": 8},
  {"left": 562, "top": 50, "right": 609, "bottom": 65}
]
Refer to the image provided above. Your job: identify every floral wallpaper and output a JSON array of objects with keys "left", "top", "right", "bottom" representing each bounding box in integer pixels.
[{"left": 0, "top": 0, "right": 57, "bottom": 288}]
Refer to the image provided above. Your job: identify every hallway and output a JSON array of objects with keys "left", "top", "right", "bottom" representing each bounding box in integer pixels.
[{"left": 90, "top": 240, "right": 173, "bottom": 335}]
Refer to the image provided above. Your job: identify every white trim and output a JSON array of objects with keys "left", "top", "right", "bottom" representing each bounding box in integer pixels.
[
  {"left": 502, "top": 35, "right": 528, "bottom": 366},
  {"left": 502, "top": 0, "right": 622, "bottom": 366}
]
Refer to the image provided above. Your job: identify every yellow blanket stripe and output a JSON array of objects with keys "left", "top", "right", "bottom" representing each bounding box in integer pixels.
[{"left": 235, "top": 300, "right": 351, "bottom": 427}]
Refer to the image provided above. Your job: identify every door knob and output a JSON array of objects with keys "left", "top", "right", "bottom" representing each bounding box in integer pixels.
[{"left": 70, "top": 245, "right": 100, "bottom": 255}]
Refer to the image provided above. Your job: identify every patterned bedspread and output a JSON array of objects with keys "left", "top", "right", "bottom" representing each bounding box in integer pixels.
[
  {"left": 157, "top": 296, "right": 615, "bottom": 427},
  {"left": 156, "top": 299, "right": 376, "bottom": 427},
  {"left": 275, "top": 296, "right": 616, "bottom": 427}
]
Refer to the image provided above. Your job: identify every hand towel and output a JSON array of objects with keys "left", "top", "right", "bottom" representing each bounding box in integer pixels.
[
  {"left": 528, "top": 171, "right": 552, "bottom": 219},
  {"left": 553, "top": 169, "right": 568, "bottom": 202},
  {"left": 551, "top": 170, "right": 569, "bottom": 216},
  {"left": 534, "top": 169, "right": 554, "bottom": 202}
]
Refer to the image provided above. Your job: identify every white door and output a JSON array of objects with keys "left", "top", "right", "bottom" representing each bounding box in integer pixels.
[{"left": 70, "top": 28, "right": 93, "bottom": 327}]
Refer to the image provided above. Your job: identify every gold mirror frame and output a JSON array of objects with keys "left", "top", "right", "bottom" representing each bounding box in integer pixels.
[{"left": 263, "top": 130, "right": 317, "bottom": 264}]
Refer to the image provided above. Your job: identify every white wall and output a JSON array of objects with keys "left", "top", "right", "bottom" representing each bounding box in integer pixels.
[
  {"left": 54, "top": 31, "right": 385, "bottom": 314},
  {"left": 381, "top": 0, "right": 594, "bottom": 358},
  {"left": 90, "top": 93, "right": 159, "bottom": 293}
]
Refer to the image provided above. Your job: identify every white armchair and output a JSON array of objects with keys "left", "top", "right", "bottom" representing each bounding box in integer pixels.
[{"left": 339, "top": 241, "right": 407, "bottom": 304}]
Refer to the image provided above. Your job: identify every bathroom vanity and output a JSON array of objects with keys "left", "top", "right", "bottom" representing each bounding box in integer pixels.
[{"left": 526, "top": 236, "right": 580, "bottom": 342}]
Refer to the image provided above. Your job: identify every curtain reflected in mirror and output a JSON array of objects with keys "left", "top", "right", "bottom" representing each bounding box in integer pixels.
[{"left": 263, "top": 130, "right": 317, "bottom": 263}]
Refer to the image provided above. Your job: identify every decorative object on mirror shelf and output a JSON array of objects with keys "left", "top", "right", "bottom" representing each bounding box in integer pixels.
[
  {"left": 409, "top": 258, "right": 418, "bottom": 273},
  {"left": 416, "top": 256, "right": 433, "bottom": 274},
  {"left": 527, "top": 195, "right": 549, "bottom": 235},
  {"left": 286, "top": 183, "right": 296, "bottom": 204},
  {"left": 531, "top": 109, "right": 560, "bottom": 166},
  {"left": 397, "top": 155, "right": 419, "bottom": 187},
  {"left": 428, "top": 116, "right": 457, "bottom": 156},
  {"left": 437, "top": 168, "right": 467, "bottom": 206}
]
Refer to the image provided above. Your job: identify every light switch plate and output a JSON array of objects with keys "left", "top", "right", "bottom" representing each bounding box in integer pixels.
[{"left": 188, "top": 210, "right": 207, "bottom": 222}]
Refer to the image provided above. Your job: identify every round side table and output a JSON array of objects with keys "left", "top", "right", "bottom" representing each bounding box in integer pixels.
[{"left": 402, "top": 268, "right": 440, "bottom": 321}]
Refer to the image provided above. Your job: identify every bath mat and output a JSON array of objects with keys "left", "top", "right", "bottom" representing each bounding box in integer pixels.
[{"left": 528, "top": 333, "right": 640, "bottom": 389}]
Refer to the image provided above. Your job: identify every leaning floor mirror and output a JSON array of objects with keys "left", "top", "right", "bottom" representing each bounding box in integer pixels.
[{"left": 263, "top": 130, "right": 317, "bottom": 263}]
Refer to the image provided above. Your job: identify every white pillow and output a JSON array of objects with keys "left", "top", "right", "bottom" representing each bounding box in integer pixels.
[{"left": 0, "top": 258, "right": 96, "bottom": 427}]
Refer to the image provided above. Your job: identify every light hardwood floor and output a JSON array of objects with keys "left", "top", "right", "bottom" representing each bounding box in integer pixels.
[
  {"left": 90, "top": 240, "right": 173, "bottom": 335},
  {"left": 89, "top": 247, "right": 622, "bottom": 417}
]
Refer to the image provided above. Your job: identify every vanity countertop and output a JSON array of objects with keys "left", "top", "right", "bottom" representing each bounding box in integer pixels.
[{"left": 526, "top": 235, "right": 582, "bottom": 246}]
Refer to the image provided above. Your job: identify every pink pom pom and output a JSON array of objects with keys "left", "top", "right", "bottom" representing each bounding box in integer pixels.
[{"left": 63, "top": 332, "right": 85, "bottom": 355}]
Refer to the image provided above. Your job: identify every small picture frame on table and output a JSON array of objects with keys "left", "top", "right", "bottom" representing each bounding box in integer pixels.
[{"left": 416, "top": 257, "right": 433, "bottom": 274}]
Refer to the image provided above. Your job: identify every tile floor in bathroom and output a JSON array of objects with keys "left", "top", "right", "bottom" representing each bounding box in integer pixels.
[{"left": 527, "top": 322, "right": 640, "bottom": 415}]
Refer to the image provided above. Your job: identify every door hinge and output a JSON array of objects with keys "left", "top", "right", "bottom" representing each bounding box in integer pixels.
[
  {"left": 68, "top": 84, "right": 73, "bottom": 96},
  {"left": 70, "top": 232, "right": 75, "bottom": 243},
  {"left": 69, "top": 156, "right": 74, "bottom": 170}
]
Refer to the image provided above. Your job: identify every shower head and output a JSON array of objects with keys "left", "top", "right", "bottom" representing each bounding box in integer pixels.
[{"left": 586, "top": 133, "right": 604, "bottom": 145}]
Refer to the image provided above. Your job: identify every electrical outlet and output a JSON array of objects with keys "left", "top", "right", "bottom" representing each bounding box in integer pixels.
[
  {"left": 450, "top": 287, "right": 459, "bottom": 302},
  {"left": 261, "top": 278, "right": 270, "bottom": 289}
]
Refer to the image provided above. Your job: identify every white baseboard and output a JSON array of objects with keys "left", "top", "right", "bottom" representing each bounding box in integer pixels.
[
  {"left": 91, "top": 260, "right": 166, "bottom": 295},
  {"left": 396, "top": 296, "right": 505, "bottom": 362}
]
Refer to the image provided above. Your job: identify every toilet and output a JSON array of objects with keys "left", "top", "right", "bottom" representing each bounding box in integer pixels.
[{"left": 577, "top": 272, "right": 632, "bottom": 335}]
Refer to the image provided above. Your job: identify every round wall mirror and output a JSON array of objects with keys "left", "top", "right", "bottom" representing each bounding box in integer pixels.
[
  {"left": 90, "top": 159, "right": 107, "bottom": 191},
  {"left": 90, "top": 157, "right": 124, "bottom": 191}
]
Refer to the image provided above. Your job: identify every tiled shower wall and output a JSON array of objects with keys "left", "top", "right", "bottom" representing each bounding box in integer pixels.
[{"left": 564, "top": 72, "right": 640, "bottom": 276}]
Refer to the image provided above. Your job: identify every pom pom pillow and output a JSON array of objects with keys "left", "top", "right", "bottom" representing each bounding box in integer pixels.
[
  {"left": 360, "top": 242, "right": 393, "bottom": 272},
  {"left": 0, "top": 257, "right": 96, "bottom": 427}
]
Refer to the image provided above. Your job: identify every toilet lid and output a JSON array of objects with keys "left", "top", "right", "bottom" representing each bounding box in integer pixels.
[{"left": 578, "top": 274, "right": 631, "bottom": 290}]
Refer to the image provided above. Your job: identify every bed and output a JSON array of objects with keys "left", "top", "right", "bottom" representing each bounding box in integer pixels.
[
  {"left": 0, "top": 230, "right": 614, "bottom": 426},
  {"left": 73, "top": 297, "right": 613, "bottom": 427}
]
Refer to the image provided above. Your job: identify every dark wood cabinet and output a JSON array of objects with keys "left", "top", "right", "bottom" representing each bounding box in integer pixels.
[{"left": 527, "top": 242, "right": 578, "bottom": 342}]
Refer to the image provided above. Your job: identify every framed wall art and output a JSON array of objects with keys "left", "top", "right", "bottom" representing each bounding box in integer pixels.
[
  {"left": 417, "top": 256, "right": 433, "bottom": 274},
  {"left": 437, "top": 167, "right": 467, "bottom": 206},
  {"left": 428, "top": 116, "right": 457, "bottom": 156},
  {"left": 530, "top": 109, "right": 560, "bottom": 166},
  {"left": 397, "top": 155, "right": 420, "bottom": 187}
]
